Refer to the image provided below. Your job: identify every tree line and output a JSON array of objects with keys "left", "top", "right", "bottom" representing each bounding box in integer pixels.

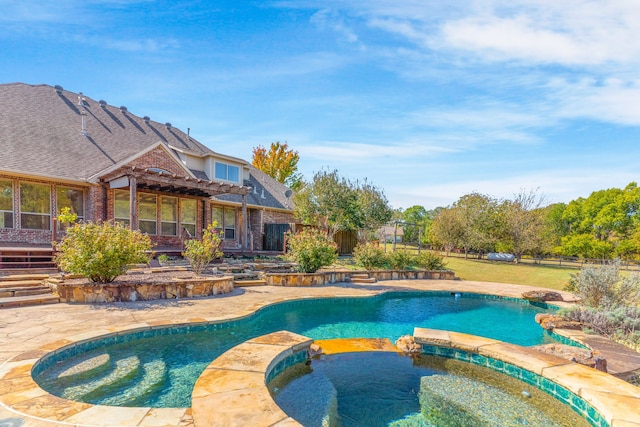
[
  {"left": 251, "top": 142, "right": 640, "bottom": 261},
  {"left": 403, "top": 183, "right": 640, "bottom": 261}
]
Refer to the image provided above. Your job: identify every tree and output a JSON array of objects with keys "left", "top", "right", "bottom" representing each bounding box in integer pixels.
[
  {"left": 453, "top": 192, "right": 500, "bottom": 258},
  {"left": 559, "top": 182, "right": 640, "bottom": 259},
  {"left": 497, "top": 189, "right": 546, "bottom": 262},
  {"left": 430, "top": 207, "right": 464, "bottom": 256},
  {"left": 252, "top": 142, "right": 302, "bottom": 190},
  {"left": 402, "top": 205, "right": 427, "bottom": 243},
  {"left": 355, "top": 179, "right": 393, "bottom": 241},
  {"left": 293, "top": 170, "right": 392, "bottom": 239}
]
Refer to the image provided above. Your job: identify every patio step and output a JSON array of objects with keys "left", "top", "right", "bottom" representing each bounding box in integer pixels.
[
  {"left": 0, "top": 273, "right": 59, "bottom": 307},
  {"left": 0, "top": 293, "right": 60, "bottom": 308},
  {"left": 350, "top": 273, "right": 377, "bottom": 284},
  {"left": 234, "top": 279, "right": 267, "bottom": 287}
]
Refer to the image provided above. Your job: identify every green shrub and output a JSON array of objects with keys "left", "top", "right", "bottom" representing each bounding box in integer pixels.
[
  {"left": 416, "top": 251, "right": 448, "bottom": 271},
  {"left": 564, "top": 259, "right": 640, "bottom": 308},
  {"left": 55, "top": 221, "right": 152, "bottom": 283},
  {"left": 388, "top": 250, "right": 416, "bottom": 270},
  {"left": 182, "top": 223, "right": 223, "bottom": 275},
  {"left": 285, "top": 228, "right": 338, "bottom": 273},
  {"left": 353, "top": 242, "right": 388, "bottom": 270},
  {"left": 563, "top": 305, "right": 640, "bottom": 351}
]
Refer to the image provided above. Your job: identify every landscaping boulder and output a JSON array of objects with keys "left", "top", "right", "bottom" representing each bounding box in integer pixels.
[
  {"left": 534, "top": 313, "right": 581, "bottom": 330},
  {"left": 396, "top": 335, "right": 422, "bottom": 354},
  {"left": 531, "top": 343, "right": 605, "bottom": 371},
  {"left": 522, "top": 290, "right": 564, "bottom": 302}
]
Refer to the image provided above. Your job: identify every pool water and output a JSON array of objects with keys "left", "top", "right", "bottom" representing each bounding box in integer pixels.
[
  {"left": 35, "top": 292, "right": 557, "bottom": 408},
  {"left": 270, "top": 352, "right": 591, "bottom": 427}
]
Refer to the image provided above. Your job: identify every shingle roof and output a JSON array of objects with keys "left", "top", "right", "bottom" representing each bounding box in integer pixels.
[
  {"left": 213, "top": 165, "right": 294, "bottom": 210},
  {"left": 0, "top": 82, "right": 295, "bottom": 211},
  {"left": 0, "top": 83, "right": 211, "bottom": 181}
]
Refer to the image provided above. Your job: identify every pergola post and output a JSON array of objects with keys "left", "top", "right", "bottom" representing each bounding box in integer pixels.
[
  {"left": 129, "top": 175, "right": 138, "bottom": 230},
  {"left": 241, "top": 193, "right": 248, "bottom": 251}
]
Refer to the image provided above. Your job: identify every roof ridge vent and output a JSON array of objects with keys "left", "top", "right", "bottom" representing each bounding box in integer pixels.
[
  {"left": 54, "top": 85, "right": 63, "bottom": 94},
  {"left": 99, "top": 100, "right": 107, "bottom": 108},
  {"left": 120, "top": 106, "right": 128, "bottom": 113},
  {"left": 165, "top": 122, "right": 172, "bottom": 130},
  {"left": 143, "top": 116, "right": 150, "bottom": 124}
]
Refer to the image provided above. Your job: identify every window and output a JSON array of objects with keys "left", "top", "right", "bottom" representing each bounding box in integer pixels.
[
  {"left": 114, "top": 190, "right": 130, "bottom": 227},
  {"left": 181, "top": 199, "right": 196, "bottom": 238},
  {"left": 0, "top": 180, "right": 13, "bottom": 229},
  {"left": 56, "top": 187, "right": 84, "bottom": 227},
  {"left": 224, "top": 207, "right": 236, "bottom": 239},
  {"left": 211, "top": 205, "right": 236, "bottom": 240},
  {"left": 214, "top": 162, "right": 240, "bottom": 183},
  {"left": 139, "top": 194, "right": 157, "bottom": 235},
  {"left": 20, "top": 183, "right": 51, "bottom": 230},
  {"left": 161, "top": 197, "right": 178, "bottom": 236}
]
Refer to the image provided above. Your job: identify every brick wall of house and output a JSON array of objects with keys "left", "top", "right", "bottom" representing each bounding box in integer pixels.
[
  {"left": 247, "top": 209, "right": 295, "bottom": 252},
  {"left": 128, "top": 146, "right": 187, "bottom": 175}
]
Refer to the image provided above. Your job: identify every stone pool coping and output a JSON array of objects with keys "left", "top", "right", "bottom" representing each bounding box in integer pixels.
[
  {"left": 0, "top": 279, "right": 633, "bottom": 426},
  {"left": 414, "top": 328, "right": 640, "bottom": 427},
  {"left": 200, "top": 330, "right": 640, "bottom": 427}
]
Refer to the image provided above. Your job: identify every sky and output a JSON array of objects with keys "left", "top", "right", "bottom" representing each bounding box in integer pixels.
[{"left": 2, "top": 0, "right": 640, "bottom": 210}]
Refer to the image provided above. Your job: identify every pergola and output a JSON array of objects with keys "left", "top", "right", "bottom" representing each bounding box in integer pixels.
[{"left": 100, "top": 166, "right": 252, "bottom": 249}]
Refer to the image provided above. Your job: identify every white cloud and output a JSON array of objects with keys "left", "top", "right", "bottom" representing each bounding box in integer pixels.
[{"left": 551, "top": 78, "right": 640, "bottom": 125}]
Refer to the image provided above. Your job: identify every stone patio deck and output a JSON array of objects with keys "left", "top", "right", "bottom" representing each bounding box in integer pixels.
[{"left": 0, "top": 279, "right": 637, "bottom": 426}]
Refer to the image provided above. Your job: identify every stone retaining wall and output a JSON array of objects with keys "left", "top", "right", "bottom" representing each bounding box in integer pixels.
[
  {"left": 50, "top": 276, "right": 234, "bottom": 303},
  {"left": 265, "top": 270, "right": 455, "bottom": 287}
]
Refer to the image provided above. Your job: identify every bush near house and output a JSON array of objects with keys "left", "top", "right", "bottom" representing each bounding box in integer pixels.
[
  {"left": 182, "top": 222, "right": 223, "bottom": 275},
  {"left": 285, "top": 228, "right": 338, "bottom": 273},
  {"left": 55, "top": 221, "right": 152, "bottom": 283}
]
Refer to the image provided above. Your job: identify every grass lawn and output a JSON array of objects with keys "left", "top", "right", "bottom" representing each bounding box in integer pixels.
[{"left": 439, "top": 256, "right": 575, "bottom": 291}]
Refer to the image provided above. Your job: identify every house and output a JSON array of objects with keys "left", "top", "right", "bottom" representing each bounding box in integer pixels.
[
  {"left": 378, "top": 224, "right": 404, "bottom": 243},
  {"left": 0, "top": 83, "right": 295, "bottom": 264}
]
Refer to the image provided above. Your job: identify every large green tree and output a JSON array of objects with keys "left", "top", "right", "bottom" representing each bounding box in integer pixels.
[
  {"left": 293, "top": 170, "right": 392, "bottom": 239},
  {"left": 430, "top": 207, "right": 464, "bottom": 256},
  {"left": 497, "top": 189, "right": 546, "bottom": 262},
  {"left": 454, "top": 192, "right": 500, "bottom": 258},
  {"left": 559, "top": 182, "right": 640, "bottom": 259}
]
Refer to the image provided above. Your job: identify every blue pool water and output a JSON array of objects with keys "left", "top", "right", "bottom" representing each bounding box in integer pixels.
[
  {"left": 271, "top": 352, "right": 590, "bottom": 427},
  {"left": 34, "top": 291, "right": 557, "bottom": 408}
]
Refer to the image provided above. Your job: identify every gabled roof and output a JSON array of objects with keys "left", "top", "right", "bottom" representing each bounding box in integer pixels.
[
  {"left": 0, "top": 82, "right": 294, "bottom": 212},
  {"left": 0, "top": 83, "right": 213, "bottom": 181},
  {"left": 213, "top": 165, "right": 294, "bottom": 210}
]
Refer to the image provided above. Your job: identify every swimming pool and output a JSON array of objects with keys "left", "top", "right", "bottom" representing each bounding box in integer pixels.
[
  {"left": 271, "top": 351, "right": 591, "bottom": 427},
  {"left": 33, "top": 291, "right": 559, "bottom": 408}
]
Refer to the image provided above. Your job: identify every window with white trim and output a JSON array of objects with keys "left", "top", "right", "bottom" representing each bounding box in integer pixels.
[
  {"left": 0, "top": 180, "right": 13, "bottom": 229},
  {"left": 20, "top": 182, "right": 51, "bottom": 230},
  {"left": 211, "top": 205, "right": 236, "bottom": 240},
  {"left": 114, "top": 190, "right": 130, "bottom": 227},
  {"left": 139, "top": 194, "right": 157, "bottom": 235},
  {"left": 56, "top": 187, "right": 84, "bottom": 228},
  {"left": 181, "top": 199, "right": 197, "bottom": 238},
  {"left": 161, "top": 196, "right": 178, "bottom": 236},
  {"left": 214, "top": 162, "right": 240, "bottom": 183}
]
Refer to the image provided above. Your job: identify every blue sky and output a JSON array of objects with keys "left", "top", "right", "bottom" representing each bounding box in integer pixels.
[{"left": 2, "top": 1, "right": 640, "bottom": 210}]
